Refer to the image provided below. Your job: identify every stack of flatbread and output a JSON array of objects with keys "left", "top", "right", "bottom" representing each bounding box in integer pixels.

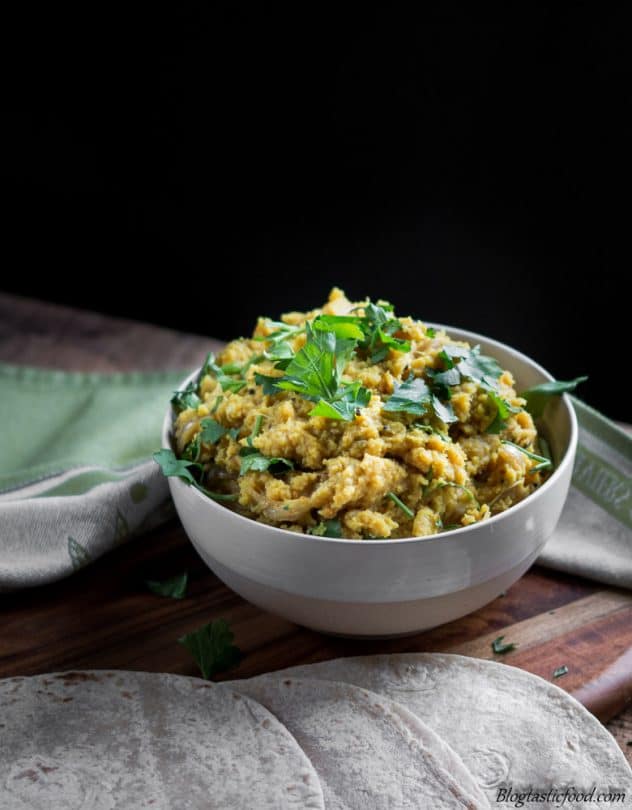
[{"left": 1, "top": 655, "right": 630, "bottom": 808}]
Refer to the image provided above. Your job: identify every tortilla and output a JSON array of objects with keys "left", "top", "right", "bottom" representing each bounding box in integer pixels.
[
  {"left": 231, "top": 675, "right": 489, "bottom": 809},
  {"left": 0, "top": 671, "right": 324, "bottom": 810},
  {"left": 267, "top": 654, "right": 632, "bottom": 807}
]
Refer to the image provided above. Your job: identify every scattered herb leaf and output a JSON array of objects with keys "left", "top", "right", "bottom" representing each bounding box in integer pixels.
[
  {"left": 520, "top": 376, "right": 588, "bottom": 418},
  {"left": 145, "top": 572, "right": 188, "bottom": 599},
  {"left": 426, "top": 327, "right": 437, "bottom": 338},
  {"left": 239, "top": 446, "right": 294, "bottom": 475},
  {"left": 387, "top": 491, "right": 415, "bottom": 519},
  {"left": 486, "top": 390, "right": 521, "bottom": 434},
  {"left": 491, "top": 635, "right": 518, "bottom": 654},
  {"left": 178, "top": 618, "right": 241, "bottom": 679},
  {"left": 171, "top": 381, "right": 201, "bottom": 414},
  {"left": 553, "top": 665, "right": 569, "bottom": 679},
  {"left": 501, "top": 440, "right": 553, "bottom": 472},
  {"left": 153, "top": 449, "right": 237, "bottom": 502},
  {"left": 308, "top": 518, "right": 343, "bottom": 538},
  {"left": 384, "top": 377, "right": 432, "bottom": 417}
]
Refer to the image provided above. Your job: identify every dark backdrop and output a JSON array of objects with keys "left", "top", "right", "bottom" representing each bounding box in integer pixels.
[{"left": 2, "top": 7, "right": 630, "bottom": 417}]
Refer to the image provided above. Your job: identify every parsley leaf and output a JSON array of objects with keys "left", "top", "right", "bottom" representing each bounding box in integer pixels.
[
  {"left": 442, "top": 344, "right": 503, "bottom": 390},
  {"left": 491, "top": 635, "right": 517, "bottom": 654},
  {"left": 254, "top": 319, "right": 305, "bottom": 345},
  {"left": 357, "top": 302, "right": 411, "bottom": 362},
  {"left": 171, "top": 381, "right": 201, "bottom": 414},
  {"left": 153, "top": 449, "right": 238, "bottom": 502},
  {"left": 200, "top": 417, "right": 239, "bottom": 444},
  {"left": 501, "top": 440, "right": 553, "bottom": 472},
  {"left": 486, "top": 390, "right": 521, "bottom": 434},
  {"left": 553, "top": 665, "right": 568, "bottom": 679},
  {"left": 273, "top": 325, "right": 371, "bottom": 421},
  {"left": 520, "top": 376, "right": 588, "bottom": 418},
  {"left": 384, "top": 377, "right": 432, "bottom": 416},
  {"left": 384, "top": 377, "right": 457, "bottom": 424},
  {"left": 426, "top": 327, "right": 437, "bottom": 338},
  {"left": 199, "top": 352, "right": 247, "bottom": 394},
  {"left": 387, "top": 491, "right": 415, "bottom": 519},
  {"left": 312, "top": 314, "right": 365, "bottom": 341},
  {"left": 308, "top": 518, "right": 343, "bottom": 537},
  {"left": 153, "top": 448, "right": 200, "bottom": 486},
  {"left": 145, "top": 571, "right": 188, "bottom": 599},
  {"left": 239, "top": 446, "right": 294, "bottom": 475},
  {"left": 178, "top": 618, "right": 241, "bottom": 679},
  {"left": 255, "top": 372, "right": 282, "bottom": 395}
]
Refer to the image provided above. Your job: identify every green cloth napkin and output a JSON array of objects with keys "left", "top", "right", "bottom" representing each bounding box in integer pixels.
[
  {"left": 1, "top": 364, "right": 630, "bottom": 592},
  {"left": 0, "top": 364, "right": 185, "bottom": 590}
]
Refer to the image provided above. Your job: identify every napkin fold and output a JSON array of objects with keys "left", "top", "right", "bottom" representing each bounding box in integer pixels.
[
  {"left": 0, "top": 364, "right": 184, "bottom": 590},
  {"left": 0, "top": 364, "right": 630, "bottom": 592}
]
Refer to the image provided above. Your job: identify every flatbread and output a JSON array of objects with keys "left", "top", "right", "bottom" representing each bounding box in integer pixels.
[
  {"left": 265, "top": 654, "right": 632, "bottom": 808},
  {"left": 231, "top": 675, "right": 489, "bottom": 809},
  {"left": 0, "top": 671, "right": 324, "bottom": 810}
]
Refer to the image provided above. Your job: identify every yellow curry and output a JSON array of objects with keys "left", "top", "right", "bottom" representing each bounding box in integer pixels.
[{"left": 169, "top": 289, "right": 552, "bottom": 539}]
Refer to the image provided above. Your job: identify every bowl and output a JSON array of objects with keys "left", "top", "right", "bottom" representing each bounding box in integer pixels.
[{"left": 162, "top": 325, "right": 577, "bottom": 637}]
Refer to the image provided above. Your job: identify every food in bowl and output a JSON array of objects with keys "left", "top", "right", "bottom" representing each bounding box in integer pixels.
[{"left": 157, "top": 289, "right": 584, "bottom": 541}]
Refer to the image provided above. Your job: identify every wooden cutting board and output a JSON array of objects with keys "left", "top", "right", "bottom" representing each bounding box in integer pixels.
[{"left": 1, "top": 293, "right": 631, "bottom": 761}]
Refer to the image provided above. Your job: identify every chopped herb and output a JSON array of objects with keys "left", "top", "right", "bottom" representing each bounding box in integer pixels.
[
  {"left": 171, "top": 381, "right": 201, "bottom": 414},
  {"left": 312, "top": 314, "right": 366, "bottom": 341},
  {"left": 273, "top": 325, "right": 371, "bottom": 421},
  {"left": 491, "top": 635, "right": 517, "bottom": 654},
  {"left": 239, "top": 446, "right": 294, "bottom": 475},
  {"left": 255, "top": 372, "right": 282, "bottom": 395},
  {"left": 182, "top": 434, "right": 201, "bottom": 462},
  {"left": 199, "top": 352, "right": 247, "bottom": 394},
  {"left": 248, "top": 414, "right": 264, "bottom": 446},
  {"left": 253, "top": 319, "right": 305, "bottom": 345},
  {"left": 153, "top": 448, "right": 201, "bottom": 486},
  {"left": 442, "top": 523, "right": 462, "bottom": 531},
  {"left": 486, "top": 390, "right": 521, "bottom": 434},
  {"left": 211, "top": 395, "right": 223, "bottom": 414},
  {"left": 553, "top": 665, "right": 569, "bottom": 679},
  {"left": 178, "top": 618, "right": 241, "bottom": 679},
  {"left": 153, "top": 449, "right": 237, "bottom": 502},
  {"left": 431, "top": 396, "right": 458, "bottom": 424},
  {"left": 434, "top": 481, "right": 479, "bottom": 505},
  {"left": 358, "top": 302, "right": 411, "bottom": 362},
  {"left": 426, "top": 327, "right": 437, "bottom": 338},
  {"left": 435, "top": 516, "right": 443, "bottom": 530},
  {"left": 520, "top": 376, "right": 588, "bottom": 418},
  {"left": 422, "top": 468, "right": 435, "bottom": 495},
  {"left": 200, "top": 417, "right": 230, "bottom": 444},
  {"left": 442, "top": 344, "right": 504, "bottom": 390},
  {"left": 145, "top": 572, "right": 188, "bottom": 599},
  {"left": 308, "top": 519, "right": 343, "bottom": 538},
  {"left": 387, "top": 491, "right": 415, "bottom": 519},
  {"left": 501, "top": 440, "right": 553, "bottom": 472},
  {"left": 384, "top": 377, "right": 432, "bottom": 417}
]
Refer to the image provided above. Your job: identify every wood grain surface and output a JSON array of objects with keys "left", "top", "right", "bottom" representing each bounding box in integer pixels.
[{"left": 1, "top": 291, "right": 631, "bottom": 763}]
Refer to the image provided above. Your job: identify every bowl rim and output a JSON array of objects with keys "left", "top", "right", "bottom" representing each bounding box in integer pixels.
[{"left": 162, "top": 322, "right": 578, "bottom": 547}]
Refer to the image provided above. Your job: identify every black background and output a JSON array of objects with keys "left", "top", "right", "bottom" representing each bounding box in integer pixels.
[{"left": 2, "top": 7, "right": 630, "bottom": 416}]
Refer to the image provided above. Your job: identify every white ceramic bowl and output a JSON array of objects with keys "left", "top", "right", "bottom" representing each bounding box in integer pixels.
[{"left": 162, "top": 325, "right": 577, "bottom": 637}]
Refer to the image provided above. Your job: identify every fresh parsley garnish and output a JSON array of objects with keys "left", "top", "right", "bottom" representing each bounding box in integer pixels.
[
  {"left": 255, "top": 372, "right": 283, "bottom": 395},
  {"left": 426, "top": 327, "right": 437, "bottom": 338},
  {"left": 145, "top": 571, "right": 188, "bottom": 599},
  {"left": 239, "top": 446, "right": 294, "bottom": 475},
  {"left": 272, "top": 325, "right": 371, "bottom": 421},
  {"left": 356, "top": 302, "right": 411, "bottom": 362},
  {"left": 308, "top": 518, "right": 343, "bottom": 537},
  {"left": 486, "top": 390, "right": 521, "bottom": 434},
  {"left": 501, "top": 440, "right": 553, "bottom": 472},
  {"left": 199, "top": 417, "right": 239, "bottom": 444},
  {"left": 387, "top": 491, "right": 415, "bottom": 519},
  {"left": 182, "top": 434, "right": 202, "bottom": 462},
  {"left": 199, "top": 352, "right": 247, "bottom": 394},
  {"left": 553, "top": 665, "right": 568, "bottom": 679},
  {"left": 312, "top": 314, "right": 366, "bottom": 341},
  {"left": 384, "top": 376, "right": 457, "bottom": 424},
  {"left": 520, "top": 376, "right": 588, "bottom": 418},
  {"left": 153, "top": 449, "right": 237, "bottom": 502},
  {"left": 178, "top": 618, "right": 241, "bottom": 680},
  {"left": 171, "top": 381, "right": 201, "bottom": 414},
  {"left": 254, "top": 319, "right": 305, "bottom": 346},
  {"left": 491, "top": 635, "right": 518, "bottom": 654}
]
